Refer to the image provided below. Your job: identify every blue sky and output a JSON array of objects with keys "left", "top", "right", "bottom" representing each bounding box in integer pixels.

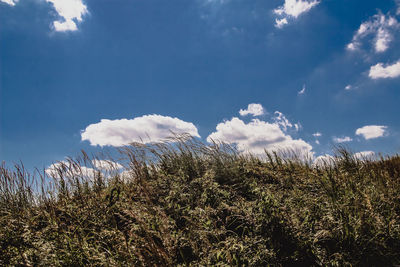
[{"left": 1, "top": 0, "right": 400, "bottom": 171}]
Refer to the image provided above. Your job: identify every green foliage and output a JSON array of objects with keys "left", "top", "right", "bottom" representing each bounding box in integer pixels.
[{"left": 1, "top": 137, "right": 400, "bottom": 266}]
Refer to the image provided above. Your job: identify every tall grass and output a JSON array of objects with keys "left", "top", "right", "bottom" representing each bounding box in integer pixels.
[{"left": 1, "top": 136, "right": 400, "bottom": 266}]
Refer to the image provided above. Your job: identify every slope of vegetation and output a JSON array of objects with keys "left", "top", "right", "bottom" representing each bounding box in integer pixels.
[{"left": 1, "top": 136, "right": 400, "bottom": 266}]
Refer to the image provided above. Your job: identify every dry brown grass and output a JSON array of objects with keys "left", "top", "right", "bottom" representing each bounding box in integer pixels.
[{"left": 1, "top": 136, "right": 400, "bottom": 266}]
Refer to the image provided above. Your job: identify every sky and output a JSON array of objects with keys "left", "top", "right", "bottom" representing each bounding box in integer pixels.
[{"left": 1, "top": 0, "right": 400, "bottom": 172}]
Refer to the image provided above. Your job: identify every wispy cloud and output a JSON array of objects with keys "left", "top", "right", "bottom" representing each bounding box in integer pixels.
[
  {"left": 355, "top": 125, "right": 387, "bottom": 140},
  {"left": 333, "top": 136, "right": 353, "bottom": 143},
  {"left": 274, "top": 0, "right": 320, "bottom": 28},
  {"left": 273, "top": 111, "right": 301, "bottom": 132},
  {"left": 206, "top": 0, "right": 228, "bottom": 4},
  {"left": 397, "top": 0, "right": 400, "bottom": 15},
  {"left": 313, "top": 132, "right": 322, "bottom": 137},
  {"left": 298, "top": 84, "right": 306, "bottom": 95},
  {"left": 275, "top": 18, "right": 289, "bottom": 28},
  {"left": 347, "top": 12, "right": 399, "bottom": 53},
  {"left": 46, "top": 0, "right": 89, "bottom": 32},
  {"left": 81, "top": 115, "right": 200, "bottom": 146},
  {"left": 369, "top": 60, "right": 400, "bottom": 79}
]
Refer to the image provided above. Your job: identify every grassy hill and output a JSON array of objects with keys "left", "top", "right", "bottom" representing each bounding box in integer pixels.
[{"left": 1, "top": 136, "right": 400, "bottom": 266}]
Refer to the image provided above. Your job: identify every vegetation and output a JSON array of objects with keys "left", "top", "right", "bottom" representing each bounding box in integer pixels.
[{"left": 1, "top": 135, "right": 400, "bottom": 266}]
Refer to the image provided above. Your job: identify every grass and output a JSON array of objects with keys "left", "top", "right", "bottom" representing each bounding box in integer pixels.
[{"left": 1, "top": 135, "right": 400, "bottom": 266}]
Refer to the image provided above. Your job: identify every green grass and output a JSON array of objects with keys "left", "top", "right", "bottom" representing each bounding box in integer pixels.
[{"left": 1, "top": 136, "right": 400, "bottom": 266}]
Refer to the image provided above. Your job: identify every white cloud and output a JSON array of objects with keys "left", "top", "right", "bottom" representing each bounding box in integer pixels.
[
  {"left": 333, "top": 136, "right": 353, "bottom": 143},
  {"left": 46, "top": 159, "right": 126, "bottom": 182},
  {"left": 46, "top": 161, "right": 98, "bottom": 180},
  {"left": 274, "top": 0, "right": 320, "bottom": 28},
  {"left": 397, "top": 0, "right": 400, "bottom": 15},
  {"left": 0, "top": 0, "right": 88, "bottom": 31},
  {"left": 81, "top": 114, "right": 200, "bottom": 147},
  {"left": 274, "top": 0, "right": 320, "bottom": 18},
  {"left": 239, "top": 103, "right": 265, "bottom": 117},
  {"left": 206, "top": 116, "right": 313, "bottom": 157},
  {"left": 369, "top": 60, "right": 400, "bottom": 79},
  {"left": 0, "top": 0, "right": 18, "bottom": 6},
  {"left": 314, "top": 151, "right": 376, "bottom": 166},
  {"left": 355, "top": 125, "right": 387, "bottom": 140},
  {"left": 347, "top": 12, "right": 399, "bottom": 53},
  {"left": 275, "top": 18, "right": 288, "bottom": 28},
  {"left": 375, "top": 27, "right": 392, "bottom": 52},
  {"left": 354, "top": 151, "right": 375, "bottom": 160},
  {"left": 92, "top": 160, "right": 123, "bottom": 171},
  {"left": 118, "top": 170, "right": 133, "bottom": 182},
  {"left": 46, "top": 0, "right": 88, "bottom": 32},
  {"left": 313, "top": 154, "right": 335, "bottom": 166},
  {"left": 205, "top": 0, "right": 227, "bottom": 4},
  {"left": 53, "top": 19, "right": 78, "bottom": 32},
  {"left": 313, "top": 132, "right": 322, "bottom": 137},
  {"left": 273, "top": 111, "right": 300, "bottom": 132},
  {"left": 346, "top": 43, "right": 357, "bottom": 51},
  {"left": 298, "top": 84, "right": 306, "bottom": 95}
]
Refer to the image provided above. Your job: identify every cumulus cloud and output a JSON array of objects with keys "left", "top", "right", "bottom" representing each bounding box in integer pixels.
[
  {"left": 239, "top": 103, "right": 265, "bottom": 117},
  {"left": 91, "top": 160, "right": 123, "bottom": 171},
  {"left": 118, "top": 170, "right": 134, "bottom": 182},
  {"left": 46, "top": 0, "right": 88, "bottom": 32},
  {"left": 207, "top": 115, "right": 312, "bottom": 157},
  {"left": 0, "top": 0, "right": 18, "bottom": 6},
  {"left": 369, "top": 60, "right": 400, "bottom": 79},
  {"left": 354, "top": 151, "right": 375, "bottom": 160},
  {"left": 274, "top": 0, "right": 320, "bottom": 28},
  {"left": 347, "top": 12, "right": 399, "bottom": 53},
  {"left": 46, "top": 159, "right": 127, "bottom": 182},
  {"left": 0, "top": 0, "right": 88, "bottom": 31},
  {"left": 46, "top": 161, "right": 99, "bottom": 180},
  {"left": 81, "top": 114, "right": 200, "bottom": 147},
  {"left": 355, "top": 125, "right": 387, "bottom": 140},
  {"left": 333, "top": 136, "right": 353, "bottom": 143},
  {"left": 314, "top": 151, "right": 376, "bottom": 166},
  {"left": 313, "top": 154, "right": 335, "bottom": 166}
]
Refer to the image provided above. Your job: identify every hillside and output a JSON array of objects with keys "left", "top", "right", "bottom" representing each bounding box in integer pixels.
[{"left": 1, "top": 137, "right": 400, "bottom": 266}]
